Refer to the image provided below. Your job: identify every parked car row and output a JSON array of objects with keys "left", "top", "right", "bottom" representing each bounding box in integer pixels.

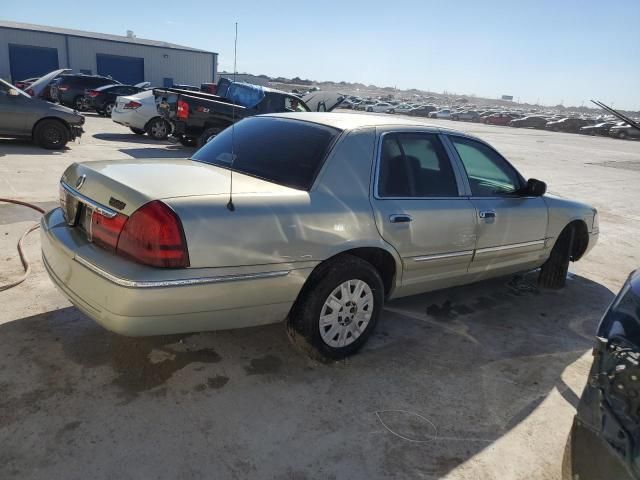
[{"left": 424, "top": 106, "right": 640, "bottom": 139}]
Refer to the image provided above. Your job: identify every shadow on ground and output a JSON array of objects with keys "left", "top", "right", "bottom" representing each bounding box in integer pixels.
[
  {"left": 92, "top": 132, "right": 170, "bottom": 145},
  {"left": 0, "top": 138, "right": 71, "bottom": 156},
  {"left": 0, "top": 272, "right": 613, "bottom": 479}
]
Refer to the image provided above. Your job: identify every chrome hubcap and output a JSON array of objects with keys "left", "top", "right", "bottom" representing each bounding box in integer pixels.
[
  {"left": 319, "top": 279, "right": 373, "bottom": 348},
  {"left": 106, "top": 104, "right": 114, "bottom": 114}
]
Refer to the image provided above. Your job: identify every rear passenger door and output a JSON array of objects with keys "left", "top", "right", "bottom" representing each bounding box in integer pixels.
[
  {"left": 445, "top": 135, "right": 548, "bottom": 277},
  {"left": 370, "top": 130, "right": 477, "bottom": 295}
]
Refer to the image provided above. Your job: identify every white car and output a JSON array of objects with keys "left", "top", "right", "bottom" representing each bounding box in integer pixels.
[
  {"left": 111, "top": 90, "right": 171, "bottom": 140},
  {"left": 389, "top": 104, "right": 414, "bottom": 114},
  {"left": 365, "top": 102, "right": 393, "bottom": 113},
  {"left": 428, "top": 109, "right": 451, "bottom": 119}
]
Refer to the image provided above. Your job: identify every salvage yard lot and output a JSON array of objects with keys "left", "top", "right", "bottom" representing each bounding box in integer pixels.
[{"left": 1, "top": 113, "right": 638, "bottom": 479}]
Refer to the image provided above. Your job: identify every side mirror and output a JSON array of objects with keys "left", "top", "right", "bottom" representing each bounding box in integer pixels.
[
  {"left": 524, "top": 178, "right": 547, "bottom": 196},
  {"left": 8, "top": 89, "right": 20, "bottom": 97}
]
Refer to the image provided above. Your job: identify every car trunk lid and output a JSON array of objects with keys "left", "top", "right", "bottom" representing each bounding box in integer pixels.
[{"left": 60, "top": 159, "right": 299, "bottom": 217}]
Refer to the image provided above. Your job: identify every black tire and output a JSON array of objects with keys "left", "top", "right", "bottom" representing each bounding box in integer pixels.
[
  {"left": 367, "top": 107, "right": 373, "bottom": 112},
  {"left": 104, "top": 103, "right": 115, "bottom": 117},
  {"left": 288, "top": 255, "right": 384, "bottom": 360},
  {"left": 179, "top": 136, "right": 198, "bottom": 147},
  {"left": 73, "top": 95, "right": 86, "bottom": 111},
  {"left": 34, "top": 119, "right": 69, "bottom": 150},
  {"left": 618, "top": 131, "right": 627, "bottom": 139},
  {"left": 538, "top": 225, "right": 575, "bottom": 289},
  {"left": 145, "top": 117, "right": 170, "bottom": 140},
  {"left": 197, "top": 128, "right": 222, "bottom": 148},
  {"left": 130, "top": 127, "right": 145, "bottom": 135}
]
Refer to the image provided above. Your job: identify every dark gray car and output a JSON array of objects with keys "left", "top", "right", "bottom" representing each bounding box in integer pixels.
[{"left": 0, "top": 79, "right": 84, "bottom": 149}]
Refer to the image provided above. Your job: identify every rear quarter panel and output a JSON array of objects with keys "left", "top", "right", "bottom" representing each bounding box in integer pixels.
[{"left": 169, "top": 127, "right": 401, "bottom": 275}]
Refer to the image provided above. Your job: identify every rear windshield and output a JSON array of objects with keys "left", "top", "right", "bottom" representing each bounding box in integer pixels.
[{"left": 191, "top": 116, "right": 340, "bottom": 190}]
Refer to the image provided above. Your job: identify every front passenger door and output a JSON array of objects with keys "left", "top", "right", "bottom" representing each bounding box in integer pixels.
[{"left": 447, "top": 135, "right": 548, "bottom": 278}]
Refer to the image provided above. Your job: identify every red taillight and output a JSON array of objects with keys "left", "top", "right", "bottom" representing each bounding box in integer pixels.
[
  {"left": 176, "top": 99, "right": 189, "bottom": 119},
  {"left": 58, "top": 85, "right": 69, "bottom": 92},
  {"left": 116, "top": 201, "right": 189, "bottom": 268},
  {"left": 123, "top": 101, "right": 142, "bottom": 110},
  {"left": 87, "top": 90, "right": 100, "bottom": 97},
  {"left": 91, "top": 211, "right": 128, "bottom": 252}
]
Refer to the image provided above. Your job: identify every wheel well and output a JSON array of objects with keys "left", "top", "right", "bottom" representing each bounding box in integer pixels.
[
  {"left": 32, "top": 117, "right": 69, "bottom": 138},
  {"left": 331, "top": 248, "right": 397, "bottom": 296},
  {"left": 560, "top": 220, "right": 589, "bottom": 261},
  {"left": 570, "top": 220, "right": 589, "bottom": 261}
]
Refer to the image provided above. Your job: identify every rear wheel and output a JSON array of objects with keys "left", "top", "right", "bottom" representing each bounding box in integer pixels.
[
  {"left": 538, "top": 226, "right": 574, "bottom": 289},
  {"left": 34, "top": 119, "right": 69, "bottom": 150},
  {"left": 618, "top": 131, "right": 628, "bottom": 139},
  {"left": 145, "top": 117, "right": 170, "bottom": 140},
  {"left": 73, "top": 95, "right": 86, "bottom": 111},
  {"left": 197, "top": 128, "right": 222, "bottom": 148},
  {"left": 288, "top": 255, "right": 384, "bottom": 360},
  {"left": 179, "top": 136, "right": 197, "bottom": 147},
  {"left": 104, "top": 103, "right": 115, "bottom": 117},
  {"left": 130, "top": 127, "right": 145, "bottom": 135}
]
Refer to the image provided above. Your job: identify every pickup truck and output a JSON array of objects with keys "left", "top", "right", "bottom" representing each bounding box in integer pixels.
[{"left": 155, "top": 80, "right": 345, "bottom": 146}]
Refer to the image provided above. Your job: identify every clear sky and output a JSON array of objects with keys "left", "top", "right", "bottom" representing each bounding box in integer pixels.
[{"left": 4, "top": 0, "right": 640, "bottom": 109}]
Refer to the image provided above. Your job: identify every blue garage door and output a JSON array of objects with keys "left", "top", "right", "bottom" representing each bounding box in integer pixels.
[
  {"left": 9, "top": 44, "right": 59, "bottom": 82},
  {"left": 96, "top": 54, "right": 144, "bottom": 85}
]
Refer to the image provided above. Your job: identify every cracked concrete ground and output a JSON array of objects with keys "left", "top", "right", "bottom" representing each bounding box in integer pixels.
[{"left": 0, "top": 113, "right": 638, "bottom": 479}]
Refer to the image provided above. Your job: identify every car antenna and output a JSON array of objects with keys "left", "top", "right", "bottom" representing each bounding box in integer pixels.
[{"left": 227, "top": 22, "right": 238, "bottom": 212}]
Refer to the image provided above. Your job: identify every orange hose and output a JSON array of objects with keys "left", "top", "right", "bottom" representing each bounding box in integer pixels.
[{"left": 0, "top": 198, "right": 46, "bottom": 291}]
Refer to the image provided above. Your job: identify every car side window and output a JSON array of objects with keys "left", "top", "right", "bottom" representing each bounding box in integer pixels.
[
  {"left": 284, "top": 96, "right": 307, "bottom": 112},
  {"left": 450, "top": 136, "right": 523, "bottom": 197},
  {"left": 378, "top": 133, "right": 459, "bottom": 198}
]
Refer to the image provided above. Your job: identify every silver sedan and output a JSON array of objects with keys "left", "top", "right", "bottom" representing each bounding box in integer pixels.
[{"left": 41, "top": 112, "right": 598, "bottom": 359}]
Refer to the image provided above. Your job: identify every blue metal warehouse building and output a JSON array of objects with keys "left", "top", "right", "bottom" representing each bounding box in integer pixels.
[{"left": 0, "top": 21, "right": 217, "bottom": 87}]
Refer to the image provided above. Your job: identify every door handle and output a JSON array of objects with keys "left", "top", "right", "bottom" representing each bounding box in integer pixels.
[
  {"left": 389, "top": 214, "right": 412, "bottom": 223},
  {"left": 479, "top": 210, "right": 496, "bottom": 219}
]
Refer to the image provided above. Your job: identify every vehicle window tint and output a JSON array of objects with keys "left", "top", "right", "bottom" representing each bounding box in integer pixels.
[
  {"left": 284, "top": 96, "right": 307, "bottom": 112},
  {"left": 378, "top": 133, "right": 459, "bottom": 197},
  {"left": 450, "top": 136, "right": 522, "bottom": 196},
  {"left": 191, "top": 116, "right": 339, "bottom": 191}
]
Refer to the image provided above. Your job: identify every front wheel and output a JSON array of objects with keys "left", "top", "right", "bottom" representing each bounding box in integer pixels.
[
  {"left": 34, "top": 119, "right": 69, "bottom": 149},
  {"left": 618, "top": 131, "right": 627, "bottom": 139},
  {"left": 538, "top": 226, "right": 574, "bottom": 289},
  {"left": 145, "top": 117, "right": 170, "bottom": 140},
  {"left": 288, "top": 255, "right": 384, "bottom": 360}
]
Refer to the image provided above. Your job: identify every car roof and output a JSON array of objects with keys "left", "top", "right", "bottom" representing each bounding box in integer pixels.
[{"left": 262, "top": 112, "right": 473, "bottom": 137}]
